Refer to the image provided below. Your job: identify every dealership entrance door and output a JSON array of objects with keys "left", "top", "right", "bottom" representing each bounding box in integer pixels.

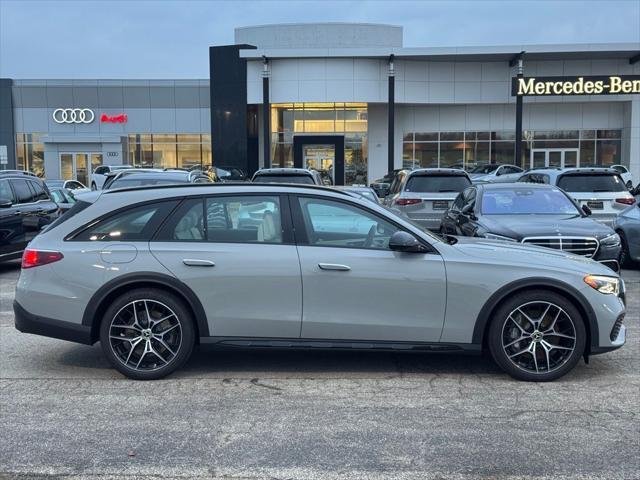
[
  {"left": 293, "top": 135, "right": 344, "bottom": 185},
  {"left": 530, "top": 149, "right": 579, "bottom": 169},
  {"left": 59, "top": 153, "right": 103, "bottom": 186}
]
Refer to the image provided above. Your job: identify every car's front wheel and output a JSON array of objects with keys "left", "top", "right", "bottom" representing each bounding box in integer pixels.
[
  {"left": 91, "top": 182, "right": 97, "bottom": 190},
  {"left": 100, "top": 288, "right": 195, "bottom": 380},
  {"left": 488, "top": 290, "right": 586, "bottom": 382},
  {"left": 618, "top": 230, "right": 632, "bottom": 268}
]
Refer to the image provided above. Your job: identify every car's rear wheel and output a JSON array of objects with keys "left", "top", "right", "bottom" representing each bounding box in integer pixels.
[
  {"left": 100, "top": 288, "right": 195, "bottom": 380},
  {"left": 488, "top": 290, "right": 586, "bottom": 382}
]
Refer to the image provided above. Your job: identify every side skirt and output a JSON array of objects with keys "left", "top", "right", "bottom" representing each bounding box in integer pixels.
[{"left": 200, "top": 337, "right": 481, "bottom": 354}]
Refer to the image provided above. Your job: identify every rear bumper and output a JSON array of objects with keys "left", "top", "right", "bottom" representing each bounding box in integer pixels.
[{"left": 14, "top": 300, "right": 93, "bottom": 345}]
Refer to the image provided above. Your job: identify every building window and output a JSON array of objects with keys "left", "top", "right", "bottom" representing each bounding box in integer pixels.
[
  {"left": 401, "top": 129, "right": 624, "bottom": 170},
  {"left": 271, "top": 103, "right": 368, "bottom": 185},
  {"left": 14, "top": 134, "right": 45, "bottom": 177},
  {"left": 127, "top": 134, "right": 212, "bottom": 169}
]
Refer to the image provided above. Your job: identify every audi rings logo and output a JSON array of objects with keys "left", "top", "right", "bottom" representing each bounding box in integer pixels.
[{"left": 52, "top": 108, "right": 95, "bottom": 124}]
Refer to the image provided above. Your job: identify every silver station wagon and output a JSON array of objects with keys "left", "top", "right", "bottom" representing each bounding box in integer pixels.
[{"left": 14, "top": 184, "right": 626, "bottom": 381}]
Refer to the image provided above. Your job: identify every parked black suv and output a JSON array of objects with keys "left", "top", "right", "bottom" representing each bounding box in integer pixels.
[{"left": 0, "top": 172, "right": 58, "bottom": 262}]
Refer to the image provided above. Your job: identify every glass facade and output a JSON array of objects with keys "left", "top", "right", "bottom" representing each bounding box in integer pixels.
[
  {"left": 128, "top": 134, "right": 212, "bottom": 169},
  {"left": 271, "top": 103, "right": 368, "bottom": 184},
  {"left": 15, "top": 134, "right": 45, "bottom": 177},
  {"left": 403, "top": 129, "right": 623, "bottom": 170}
]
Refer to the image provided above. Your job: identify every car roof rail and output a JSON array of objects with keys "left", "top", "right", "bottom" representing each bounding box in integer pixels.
[
  {"left": 104, "top": 181, "right": 355, "bottom": 196},
  {"left": 0, "top": 169, "right": 37, "bottom": 177}
]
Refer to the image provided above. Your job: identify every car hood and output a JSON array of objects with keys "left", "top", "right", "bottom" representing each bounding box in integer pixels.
[
  {"left": 478, "top": 214, "right": 614, "bottom": 240},
  {"left": 448, "top": 236, "right": 613, "bottom": 275}
]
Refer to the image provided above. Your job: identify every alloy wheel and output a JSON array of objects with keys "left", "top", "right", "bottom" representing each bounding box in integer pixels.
[
  {"left": 108, "top": 299, "right": 182, "bottom": 372},
  {"left": 501, "top": 301, "right": 576, "bottom": 374}
]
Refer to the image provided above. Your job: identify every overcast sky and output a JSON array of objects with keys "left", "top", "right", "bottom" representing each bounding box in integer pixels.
[{"left": 1, "top": 0, "right": 638, "bottom": 78}]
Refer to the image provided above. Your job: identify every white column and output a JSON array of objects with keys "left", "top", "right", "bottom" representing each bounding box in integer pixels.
[{"left": 628, "top": 98, "right": 640, "bottom": 184}]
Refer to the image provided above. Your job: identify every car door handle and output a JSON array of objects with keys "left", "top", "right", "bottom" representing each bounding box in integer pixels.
[
  {"left": 182, "top": 259, "right": 216, "bottom": 267},
  {"left": 318, "top": 263, "right": 351, "bottom": 271}
]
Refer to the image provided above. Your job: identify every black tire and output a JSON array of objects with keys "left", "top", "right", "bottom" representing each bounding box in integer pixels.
[
  {"left": 91, "top": 182, "right": 97, "bottom": 191},
  {"left": 618, "top": 230, "right": 631, "bottom": 268},
  {"left": 487, "top": 290, "right": 586, "bottom": 382},
  {"left": 100, "top": 288, "right": 196, "bottom": 380}
]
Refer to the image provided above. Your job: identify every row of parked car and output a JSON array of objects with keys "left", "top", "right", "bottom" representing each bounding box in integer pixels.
[
  {"left": 370, "top": 165, "right": 639, "bottom": 270},
  {"left": 1, "top": 163, "right": 638, "bottom": 270}
]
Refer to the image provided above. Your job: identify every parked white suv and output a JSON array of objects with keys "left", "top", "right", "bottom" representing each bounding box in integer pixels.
[
  {"left": 518, "top": 167, "right": 636, "bottom": 225},
  {"left": 90, "top": 165, "right": 133, "bottom": 190}
]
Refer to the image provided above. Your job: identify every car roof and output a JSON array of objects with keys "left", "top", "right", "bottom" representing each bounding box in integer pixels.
[
  {"left": 478, "top": 182, "right": 558, "bottom": 191},
  {"left": 104, "top": 181, "right": 351, "bottom": 197},
  {"left": 407, "top": 168, "right": 469, "bottom": 176},
  {"left": 334, "top": 185, "right": 372, "bottom": 191},
  {"left": 112, "top": 172, "right": 191, "bottom": 181},
  {"left": 253, "top": 168, "right": 315, "bottom": 175}
]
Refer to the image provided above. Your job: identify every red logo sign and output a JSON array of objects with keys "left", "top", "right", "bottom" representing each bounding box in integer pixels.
[{"left": 100, "top": 113, "right": 128, "bottom": 123}]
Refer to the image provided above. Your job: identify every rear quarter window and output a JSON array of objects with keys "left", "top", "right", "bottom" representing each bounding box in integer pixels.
[
  {"left": 70, "top": 201, "right": 178, "bottom": 241},
  {"left": 557, "top": 174, "right": 627, "bottom": 193}
]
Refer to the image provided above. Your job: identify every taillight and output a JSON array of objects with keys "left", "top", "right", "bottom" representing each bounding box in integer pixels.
[
  {"left": 21, "top": 249, "right": 64, "bottom": 269},
  {"left": 395, "top": 198, "right": 422, "bottom": 206},
  {"left": 615, "top": 198, "right": 636, "bottom": 205}
]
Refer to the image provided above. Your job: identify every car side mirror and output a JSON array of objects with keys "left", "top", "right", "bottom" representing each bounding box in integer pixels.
[
  {"left": 0, "top": 198, "right": 12, "bottom": 208},
  {"left": 389, "top": 231, "right": 429, "bottom": 253},
  {"left": 582, "top": 204, "right": 592, "bottom": 216},
  {"left": 374, "top": 183, "right": 390, "bottom": 198},
  {"left": 461, "top": 203, "right": 477, "bottom": 219}
]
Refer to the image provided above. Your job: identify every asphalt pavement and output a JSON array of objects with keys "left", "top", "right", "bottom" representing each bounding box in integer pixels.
[{"left": 0, "top": 259, "right": 638, "bottom": 480}]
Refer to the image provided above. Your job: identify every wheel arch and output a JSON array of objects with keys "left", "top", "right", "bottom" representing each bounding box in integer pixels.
[
  {"left": 82, "top": 272, "right": 209, "bottom": 344},
  {"left": 472, "top": 277, "right": 598, "bottom": 353}
]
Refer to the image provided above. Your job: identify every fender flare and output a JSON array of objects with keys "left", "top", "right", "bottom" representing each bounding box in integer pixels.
[
  {"left": 81, "top": 271, "right": 210, "bottom": 342},
  {"left": 471, "top": 277, "right": 599, "bottom": 351}
]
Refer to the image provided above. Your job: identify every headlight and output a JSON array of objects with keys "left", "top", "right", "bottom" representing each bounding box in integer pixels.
[
  {"left": 600, "top": 233, "right": 621, "bottom": 247},
  {"left": 584, "top": 275, "right": 620, "bottom": 295},
  {"left": 482, "top": 233, "right": 518, "bottom": 242}
]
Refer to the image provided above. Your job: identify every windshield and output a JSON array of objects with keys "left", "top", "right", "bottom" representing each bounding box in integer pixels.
[
  {"left": 253, "top": 174, "right": 315, "bottom": 185},
  {"left": 470, "top": 165, "right": 498, "bottom": 174},
  {"left": 481, "top": 188, "right": 580, "bottom": 215},
  {"left": 405, "top": 175, "right": 471, "bottom": 193},
  {"left": 557, "top": 174, "right": 627, "bottom": 193}
]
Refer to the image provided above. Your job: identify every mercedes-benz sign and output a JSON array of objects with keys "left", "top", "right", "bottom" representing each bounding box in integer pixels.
[{"left": 52, "top": 108, "right": 95, "bottom": 124}]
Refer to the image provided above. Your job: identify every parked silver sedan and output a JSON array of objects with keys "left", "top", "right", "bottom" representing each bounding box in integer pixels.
[
  {"left": 14, "top": 183, "right": 625, "bottom": 382},
  {"left": 384, "top": 168, "right": 472, "bottom": 231}
]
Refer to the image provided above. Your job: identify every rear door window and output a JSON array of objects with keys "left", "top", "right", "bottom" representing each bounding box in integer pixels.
[
  {"left": 155, "top": 196, "right": 284, "bottom": 244},
  {"left": 28, "top": 181, "right": 49, "bottom": 201},
  {"left": 405, "top": 175, "right": 471, "bottom": 193},
  {"left": 10, "top": 179, "right": 35, "bottom": 204},
  {"left": 557, "top": 174, "right": 627, "bottom": 192}
]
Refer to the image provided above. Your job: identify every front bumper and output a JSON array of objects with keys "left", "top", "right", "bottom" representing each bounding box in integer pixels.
[{"left": 14, "top": 300, "right": 93, "bottom": 345}]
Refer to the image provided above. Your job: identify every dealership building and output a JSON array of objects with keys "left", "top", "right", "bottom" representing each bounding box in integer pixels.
[{"left": 0, "top": 23, "right": 639, "bottom": 186}]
